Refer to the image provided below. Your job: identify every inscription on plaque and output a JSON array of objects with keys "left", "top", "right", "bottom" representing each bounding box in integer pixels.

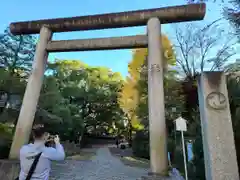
[
  {"left": 206, "top": 92, "right": 227, "bottom": 110},
  {"left": 10, "top": 3, "right": 206, "bottom": 35},
  {"left": 135, "top": 64, "right": 162, "bottom": 73},
  {"left": 150, "top": 64, "right": 161, "bottom": 72}
]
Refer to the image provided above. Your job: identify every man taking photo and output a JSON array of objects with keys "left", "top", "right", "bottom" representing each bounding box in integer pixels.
[{"left": 18, "top": 125, "right": 65, "bottom": 180}]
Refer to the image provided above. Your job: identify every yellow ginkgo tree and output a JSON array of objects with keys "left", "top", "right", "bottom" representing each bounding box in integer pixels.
[
  {"left": 117, "top": 33, "right": 176, "bottom": 143},
  {"left": 118, "top": 76, "right": 142, "bottom": 146}
]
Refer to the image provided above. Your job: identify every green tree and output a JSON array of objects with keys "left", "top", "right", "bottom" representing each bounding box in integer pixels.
[
  {"left": 0, "top": 27, "right": 36, "bottom": 74},
  {"left": 0, "top": 27, "right": 36, "bottom": 113},
  {"left": 43, "top": 59, "right": 124, "bottom": 142}
]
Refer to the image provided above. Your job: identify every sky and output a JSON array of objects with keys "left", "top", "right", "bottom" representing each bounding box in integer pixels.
[{"left": 0, "top": 0, "right": 232, "bottom": 77}]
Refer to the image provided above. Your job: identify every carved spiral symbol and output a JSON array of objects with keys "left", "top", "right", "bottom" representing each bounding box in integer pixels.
[{"left": 206, "top": 92, "right": 227, "bottom": 110}]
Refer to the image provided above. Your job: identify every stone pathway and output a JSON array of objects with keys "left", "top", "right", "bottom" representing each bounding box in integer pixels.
[{"left": 50, "top": 147, "right": 149, "bottom": 180}]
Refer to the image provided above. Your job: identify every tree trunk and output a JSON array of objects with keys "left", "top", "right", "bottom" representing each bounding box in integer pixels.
[{"left": 128, "top": 120, "right": 133, "bottom": 147}]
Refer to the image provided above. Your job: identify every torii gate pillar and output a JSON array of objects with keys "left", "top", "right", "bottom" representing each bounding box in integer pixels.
[
  {"left": 9, "top": 26, "right": 52, "bottom": 159},
  {"left": 147, "top": 18, "right": 168, "bottom": 176}
]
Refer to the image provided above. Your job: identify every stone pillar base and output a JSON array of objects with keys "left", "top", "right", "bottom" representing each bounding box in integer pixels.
[
  {"left": 0, "top": 159, "right": 20, "bottom": 180},
  {"left": 141, "top": 172, "right": 179, "bottom": 180}
]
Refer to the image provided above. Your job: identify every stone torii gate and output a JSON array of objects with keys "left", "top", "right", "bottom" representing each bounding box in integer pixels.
[{"left": 9, "top": 3, "right": 206, "bottom": 178}]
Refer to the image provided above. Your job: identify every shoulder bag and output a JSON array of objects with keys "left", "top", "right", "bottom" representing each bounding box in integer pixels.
[{"left": 15, "top": 152, "right": 42, "bottom": 180}]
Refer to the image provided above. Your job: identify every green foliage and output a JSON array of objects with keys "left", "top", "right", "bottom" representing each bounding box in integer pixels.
[
  {"left": 188, "top": 135, "right": 205, "bottom": 180},
  {"left": 0, "top": 21, "right": 238, "bottom": 180},
  {"left": 0, "top": 123, "right": 13, "bottom": 137},
  {"left": 0, "top": 27, "right": 36, "bottom": 74},
  {"left": 0, "top": 27, "right": 36, "bottom": 124},
  {"left": 0, "top": 27, "right": 125, "bottom": 150},
  {"left": 0, "top": 123, "right": 13, "bottom": 159},
  {"left": 225, "top": 61, "right": 240, "bottom": 173},
  {"left": 40, "top": 59, "right": 125, "bottom": 142},
  {"left": 132, "top": 130, "right": 150, "bottom": 159},
  {"left": 0, "top": 27, "right": 36, "bottom": 98}
]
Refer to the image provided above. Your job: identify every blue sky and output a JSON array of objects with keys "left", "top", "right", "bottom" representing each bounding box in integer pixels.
[{"left": 0, "top": 0, "right": 230, "bottom": 77}]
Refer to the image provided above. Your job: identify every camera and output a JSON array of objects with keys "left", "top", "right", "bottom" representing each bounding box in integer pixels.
[{"left": 45, "top": 135, "right": 56, "bottom": 147}]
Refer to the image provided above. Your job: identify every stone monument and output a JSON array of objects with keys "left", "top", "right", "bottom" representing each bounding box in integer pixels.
[{"left": 198, "top": 72, "right": 239, "bottom": 180}]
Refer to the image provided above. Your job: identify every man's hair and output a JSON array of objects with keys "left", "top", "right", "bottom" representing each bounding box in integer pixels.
[{"left": 32, "top": 124, "right": 46, "bottom": 139}]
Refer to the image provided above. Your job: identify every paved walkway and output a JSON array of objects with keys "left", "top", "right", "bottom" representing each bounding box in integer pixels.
[{"left": 50, "top": 147, "right": 149, "bottom": 180}]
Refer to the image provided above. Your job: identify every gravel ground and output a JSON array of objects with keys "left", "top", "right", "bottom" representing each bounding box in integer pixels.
[{"left": 50, "top": 147, "right": 148, "bottom": 180}]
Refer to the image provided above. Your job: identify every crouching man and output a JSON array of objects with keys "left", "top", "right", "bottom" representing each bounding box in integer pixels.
[{"left": 18, "top": 125, "right": 65, "bottom": 180}]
